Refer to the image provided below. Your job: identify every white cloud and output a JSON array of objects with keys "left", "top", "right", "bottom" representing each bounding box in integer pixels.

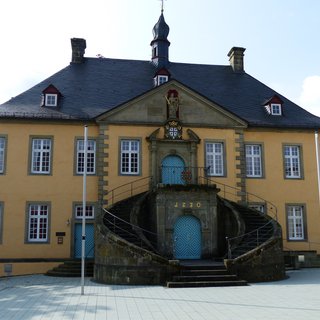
[{"left": 299, "top": 76, "right": 320, "bottom": 116}]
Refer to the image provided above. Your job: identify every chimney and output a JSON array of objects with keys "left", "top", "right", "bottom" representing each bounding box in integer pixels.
[
  {"left": 71, "top": 38, "right": 86, "bottom": 63},
  {"left": 228, "top": 47, "right": 246, "bottom": 72}
]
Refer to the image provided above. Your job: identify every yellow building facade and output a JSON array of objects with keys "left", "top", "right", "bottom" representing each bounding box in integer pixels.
[{"left": 1, "top": 11, "right": 320, "bottom": 278}]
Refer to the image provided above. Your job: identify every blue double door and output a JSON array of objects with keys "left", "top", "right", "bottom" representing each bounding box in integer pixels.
[
  {"left": 173, "top": 215, "right": 202, "bottom": 259},
  {"left": 74, "top": 224, "right": 95, "bottom": 258},
  {"left": 162, "top": 155, "right": 185, "bottom": 184}
]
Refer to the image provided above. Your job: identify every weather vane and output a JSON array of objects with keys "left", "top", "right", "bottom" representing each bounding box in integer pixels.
[{"left": 159, "top": 0, "right": 166, "bottom": 13}]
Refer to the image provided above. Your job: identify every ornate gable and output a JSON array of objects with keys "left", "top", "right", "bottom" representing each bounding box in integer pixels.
[{"left": 96, "top": 81, "right": 247, "bottom": 129}]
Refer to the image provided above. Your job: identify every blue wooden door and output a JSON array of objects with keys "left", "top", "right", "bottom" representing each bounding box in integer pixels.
[
  {"left": 162, "top": 155, "right": 185, "bottom": 184},
  {"left": 74, "top": 224, "right": 95, "bottom": 258},
  {"left": 173, "top": 215, "right": 202, "bottom": 259}
]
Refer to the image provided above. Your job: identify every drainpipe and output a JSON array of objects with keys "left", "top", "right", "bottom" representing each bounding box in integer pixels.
[{"left": 315, "top": 131, "right": 320, "bottom": 208}]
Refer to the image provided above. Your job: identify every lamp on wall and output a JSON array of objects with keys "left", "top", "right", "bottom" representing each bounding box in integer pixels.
[{"left": 66, "top": 218, "right": 70, "bottom": 226}]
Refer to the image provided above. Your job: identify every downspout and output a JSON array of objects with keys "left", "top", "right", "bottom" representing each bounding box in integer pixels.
[{"left": 315, "top": 131, "right": 320, "bottom": 207}]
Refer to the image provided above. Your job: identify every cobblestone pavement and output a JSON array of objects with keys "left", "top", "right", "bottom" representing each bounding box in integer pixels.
[{"left": 1, "top": 269, "right": 320, "bottom": 320}]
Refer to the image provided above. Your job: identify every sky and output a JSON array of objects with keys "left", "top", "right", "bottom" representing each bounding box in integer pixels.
[{"left": 1, "top": 0, "right": 320, "bottom": 116}]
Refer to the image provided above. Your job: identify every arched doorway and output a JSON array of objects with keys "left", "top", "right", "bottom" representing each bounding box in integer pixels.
[
  {"left": 173, "top": 215, "right": 202, "bottom": 259},
  {"left": 161, "top": 155, "right": 185, "bottom": 184}
]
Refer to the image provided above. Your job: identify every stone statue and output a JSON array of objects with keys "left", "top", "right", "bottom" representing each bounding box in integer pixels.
[{"left": 166, "top": 91, "right": 179, "bottom": 119}]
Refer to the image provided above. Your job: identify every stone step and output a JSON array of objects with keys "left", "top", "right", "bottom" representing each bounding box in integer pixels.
[
  {"left": 167, "top": 280, "right": 248, "bottom": 288},
  {"left": 181, "top": 269, "right": 229, "bottom": 276},
  {"left": 46, "top": 260, "right": 94, "bottom": 277},
  {"left": 46, "top": 269, "right": 93, "bottom": 277},
  {"left": 167, "top": 260, "right": 247, "bottom": 288},
  {"left": 51, "top": 266, "right": 93, "bottom": 273},
  {"left": 173, "top": 274, "right": 239, "bottom": 282},
  {"left": 180, "top": 263, "right": 225, "bottom": 270}
]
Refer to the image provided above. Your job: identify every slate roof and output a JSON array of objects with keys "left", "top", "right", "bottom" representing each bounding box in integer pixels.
[{"left": 1, "top": 56, "right": 320, "bottom": 129}]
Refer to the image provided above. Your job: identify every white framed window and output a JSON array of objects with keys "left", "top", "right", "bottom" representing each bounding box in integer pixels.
[
  {"left": 27, "top": 204, "right": 49, "bottom": 242},
  {"left": 159, "top": 76, "right": 168, "bottom": 84},
  {"left": 31, "top": 138, "right": 52, "bottom": 174},
  {"left": 205, "top": 142, "right": 224, "bottom": 176},
  {"left": 245, "top": 144, "right": 262, "bottom": 177},
  {"left": 76, "top": 139, "right": 96, "bottom": 174},
  {"left": 154, "top": 75, "right": 168, "bottom": 86},
  {"left": 0, "top": 137, "right": 6, "bottom": 174},
  {"left": 271, "top": 103, "right": 282, "bottom": 115},
  {"left": 287, "top": 205, "right": 305, "bottom": 240},
  {"left": 120, "top": 139, "right": 140, "bottom": 175},
  {"left": 45, "top": 94, "right": 58, "bottom": 107},
  {"left": 75, "top": 205, "right": 95, "bottom": 220},
  {"left": 284, "top": 145, "right": 301, "bottom": 178}
]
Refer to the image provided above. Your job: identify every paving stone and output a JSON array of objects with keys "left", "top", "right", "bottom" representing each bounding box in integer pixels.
[{"left": 0, "top": 269, "right": 320, "bottom": 320}]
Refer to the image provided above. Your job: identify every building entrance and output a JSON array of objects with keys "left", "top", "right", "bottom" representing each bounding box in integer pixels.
[
  {"left": 74, "top": 223, "right": 95, "bottom": 258},
  {"left": 173, "top": 215, "right": 202, "bottom": 259},
  {"left": 161, "top": 155, "right": 185, "bottom": 184}
]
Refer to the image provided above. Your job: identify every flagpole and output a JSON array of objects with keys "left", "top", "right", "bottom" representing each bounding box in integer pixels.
[{"left": 81, "top": 125, "right": 88, "bottom": 295}]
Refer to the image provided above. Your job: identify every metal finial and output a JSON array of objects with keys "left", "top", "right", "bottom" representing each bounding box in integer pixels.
[{"left": 160, "top": 0, "right": 165, "bottom": 13}]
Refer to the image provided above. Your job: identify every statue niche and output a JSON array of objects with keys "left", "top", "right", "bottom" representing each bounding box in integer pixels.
[{"left": 166, "top": 89, "right": 180, "bottom": 119}]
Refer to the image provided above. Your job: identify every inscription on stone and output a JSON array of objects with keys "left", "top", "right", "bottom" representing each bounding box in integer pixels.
[{"left": 174, "top": 201, "right": 202, "bottom": 208}]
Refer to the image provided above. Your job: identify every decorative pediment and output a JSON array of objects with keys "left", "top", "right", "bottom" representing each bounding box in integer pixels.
[{"left": 96, "top": 81, "right": 247, "bottom": 128}]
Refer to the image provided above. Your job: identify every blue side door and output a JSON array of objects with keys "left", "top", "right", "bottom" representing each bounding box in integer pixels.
[
  {"left": 173, "top": 215, "right": 202, "bottom": 259},
  {"left": 74, "top": 224, "right": 95, "bottom": 258},
  {"left": 162, "top": 155, "right": 185, "bottom": 184}
]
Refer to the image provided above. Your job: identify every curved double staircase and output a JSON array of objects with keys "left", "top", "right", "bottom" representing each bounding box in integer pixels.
[{"left": 94, "top": 178, "right": 285, "bottom": 286}]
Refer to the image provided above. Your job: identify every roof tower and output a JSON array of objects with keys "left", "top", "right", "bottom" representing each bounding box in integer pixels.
[{"left": 150, "top": 3, "right": 170, "bottom": 68}]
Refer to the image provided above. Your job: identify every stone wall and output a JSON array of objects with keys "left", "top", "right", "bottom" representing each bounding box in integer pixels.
[
  {"left": 94, "top": 231, "right": 178, "bottom": 285},
  {"left": 225, "top": 237, "right": 286, "bottom": 282}
]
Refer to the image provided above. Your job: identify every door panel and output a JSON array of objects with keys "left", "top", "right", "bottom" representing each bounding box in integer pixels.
[
  {"left": 162, "top": 155, "right": 185, "bottom": 184},
  {"left": 173, "top": 215, "right": 201, "bottom": 259},
  {"left": 74, "top": 224, "right": 95, "bottom": 258}
]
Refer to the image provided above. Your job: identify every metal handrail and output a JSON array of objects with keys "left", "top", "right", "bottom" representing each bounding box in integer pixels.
[
  {"left": 225, "top": 209, "right": 279, "bottom": 259},
  {"left": 104, "top": 176, "right": 153, "bottom": 208},
  {"left": 102, "top": 207, "right": 157, "bottom": 250},
  {"left": 197, "top": 177, "right": 280, "bottom": 259},
  {"left": 199, "top": 176, "right": 278, "bottom": 221},
  {"left": 98, "top": 173, "right": 281, "bottom": 259},
  {"left": 160, "top": 165, "right": 210, "bottom": 185},
  {"left": 102, "top": 207, "right": 157, "bottom": 237},
  {"left": 96, "top": 176, "right": 157, "bottom": 250},
  {"left": 227, "top": 219, "right": 274, "bottom": 243}
]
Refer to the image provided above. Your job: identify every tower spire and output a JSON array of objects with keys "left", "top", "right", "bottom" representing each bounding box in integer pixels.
[{"left": 151, "top": 5, "right": 170, "bottom": 68}]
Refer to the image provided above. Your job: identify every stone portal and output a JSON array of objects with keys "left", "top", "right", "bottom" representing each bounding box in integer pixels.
[{"left": 153, "top": 185, "right": 220, "bottom": 259}]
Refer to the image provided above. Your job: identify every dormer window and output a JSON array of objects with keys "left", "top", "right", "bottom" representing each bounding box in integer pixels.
[
  {"left": 41, "top": 84, "right": 62, "bottom": 108},
  {"left": 154, "top": 75, "right": 168, "bottom": 86},
  {"left": 153, "top": 68, "right": 170, "bottom": 87},
  {"left": 271, "top": 103, "right": 282, "bottom": 115},
  {"left": 45, "top": 94, "right": 58, "bottom": 107},
  {"left": 263, "top": 95, "right": 283, "bottom": 116}
]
